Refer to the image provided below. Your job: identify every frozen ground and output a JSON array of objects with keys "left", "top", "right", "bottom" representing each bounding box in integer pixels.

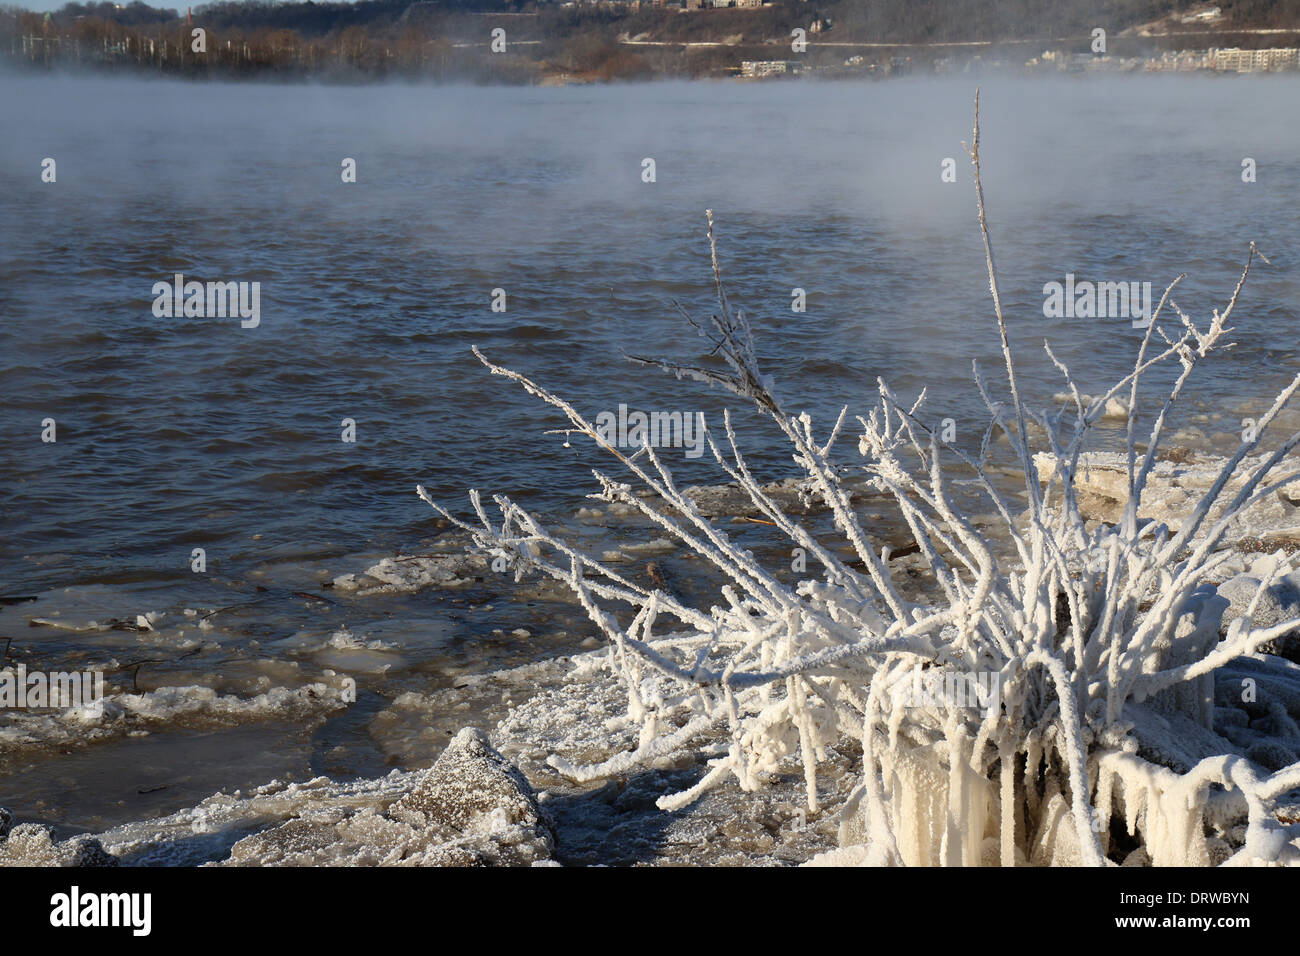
[
  {"left": 3, "top": 450, "right": 1300, "bottom": 866},
  {"left": 0, "top": 646, "right": 849, "bottom": 866}
]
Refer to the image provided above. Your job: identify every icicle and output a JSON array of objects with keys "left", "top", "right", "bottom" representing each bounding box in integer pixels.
[
  {"left": 1000, "top": 740, "right": 1017, "bottom": 867},
  {"left": 1024, "top": 735, "right": 1043, "bottom": 819},
  {"left": 1095, "top": 765, "right": 1114, "bottom": 858},
  {"left": 1124, "top": 774, "right": 1142, "bottom": 838}
]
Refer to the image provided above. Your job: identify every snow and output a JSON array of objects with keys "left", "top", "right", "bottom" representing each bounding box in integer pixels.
[{"left": 217, "top": 728, "right": 554, "bottom": 866}]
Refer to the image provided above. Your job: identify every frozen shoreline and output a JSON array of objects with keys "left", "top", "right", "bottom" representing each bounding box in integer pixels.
[{"left": 4, "top": 452, "right": 1300, "bottom": 866}]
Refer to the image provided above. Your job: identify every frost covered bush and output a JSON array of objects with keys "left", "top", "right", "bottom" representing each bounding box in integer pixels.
[{"left": 425, "top": 95, "right": 1300, "bottom": 866}]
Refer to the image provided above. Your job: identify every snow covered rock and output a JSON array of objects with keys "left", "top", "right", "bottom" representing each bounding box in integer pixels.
[
  {"left": 0, "top": 824, "right": 119, "bottom": 867},
  {"left": 1217, "top": 567, "right": 1300, "bottom": 660},
  {"left": 219, "top": 728, "right": 553, "bottom": 866},
  {"left": 390, "top": 727, "right": 545, "bottom": 832},
  {"left": 1035, "top": 451, "right": 1300, "bottom": 545}
]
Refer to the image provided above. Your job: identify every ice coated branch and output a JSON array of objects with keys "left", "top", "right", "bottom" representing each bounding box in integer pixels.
[{"left": 428, "top": 92, "right": 1300, "bottom": 867}]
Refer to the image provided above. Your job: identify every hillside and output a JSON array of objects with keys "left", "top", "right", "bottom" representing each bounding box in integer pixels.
[{"left": 4, "top": 0, "right": 1300, "bottom": 81}]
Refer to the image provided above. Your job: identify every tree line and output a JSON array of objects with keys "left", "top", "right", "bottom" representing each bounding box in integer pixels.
[{"left": 1, "top": 0, "right": 1295, "bottom": 82}]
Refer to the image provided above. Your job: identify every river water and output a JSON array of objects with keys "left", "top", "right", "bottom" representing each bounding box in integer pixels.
[{"left": 1, "top": 71, "right": 1298, "bottom": 836}]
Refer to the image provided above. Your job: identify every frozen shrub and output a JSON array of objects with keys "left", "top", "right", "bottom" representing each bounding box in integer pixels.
[{"left": 425, "top": 94, "right": 1300, "bottom": 866}]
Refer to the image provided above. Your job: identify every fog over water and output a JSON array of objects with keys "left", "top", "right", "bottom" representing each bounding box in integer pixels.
[{"left": 1, "top": 73, "right": 1298, "bottom": 591}]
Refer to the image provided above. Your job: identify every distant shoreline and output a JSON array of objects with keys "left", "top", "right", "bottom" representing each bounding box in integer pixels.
[
  {"left": 5, "top": 1, "right": 1300, "bottom": 85},
  {"left": 8, "top": 48, "right": 1300, "bottom": 86}
]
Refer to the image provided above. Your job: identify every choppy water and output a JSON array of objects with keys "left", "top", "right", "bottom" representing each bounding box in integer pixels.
[
  {"left": 3, "top": 72, "right": 1299, "bottom": 594},
  {"left": 2, "top": 72, "right": 1299, "bottom": 835}
]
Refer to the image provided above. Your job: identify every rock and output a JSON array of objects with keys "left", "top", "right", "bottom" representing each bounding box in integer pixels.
[
  {"left": 70, "top": 837, "right": 120, "bottom": 867},
  {"left": 224, "top": 816, "right": 349, "bottom": 865},
  {"left": 1206, "top": 837, "right": 1233, "bottom": 867},
  {"left": 0, "top": 824, "right": 119, "bottom": 867},
  {"left": 1034, "top": 451, "right": 1300, "bottom": 545},
  {"left": 220, "top": 728, "right": 553, "bottom": 867},
  {"left": 1246, "top": 742, "right": 1298, "bottom": 772},
  {"left": 391, "top": 727, "right": 547, "bottom": 834},
  {"left": 0, "top": 807, "right": 12, "bottom": 840},
  {"left": 1121, "top": 846, "right": 1151, "bottom": 867},
  {"left": 1217, "top": 568, "right": 1300, "bottom": 660}
]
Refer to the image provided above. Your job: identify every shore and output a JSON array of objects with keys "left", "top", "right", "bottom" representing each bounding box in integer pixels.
[{"left": 3, "top": 445, "right": 1300, "bottom": 866}]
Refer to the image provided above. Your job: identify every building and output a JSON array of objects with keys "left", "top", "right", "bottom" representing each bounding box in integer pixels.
[
  {"left": 1211, "top": 47, "right": 1299, "bottom": 72},
  {"left": 740, "top": 59, "right": 792, "bottom": 77}
]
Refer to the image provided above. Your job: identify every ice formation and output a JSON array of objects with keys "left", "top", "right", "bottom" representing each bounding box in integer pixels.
[
  {"left": 427, "top": 95, "right": 1300, "bottom": 866},
  {"left": 0, "top": 682, "right": 351, "bottom": 754},
  {"left": 218, "top": 728, "right": 554, "bottom": 866}
]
